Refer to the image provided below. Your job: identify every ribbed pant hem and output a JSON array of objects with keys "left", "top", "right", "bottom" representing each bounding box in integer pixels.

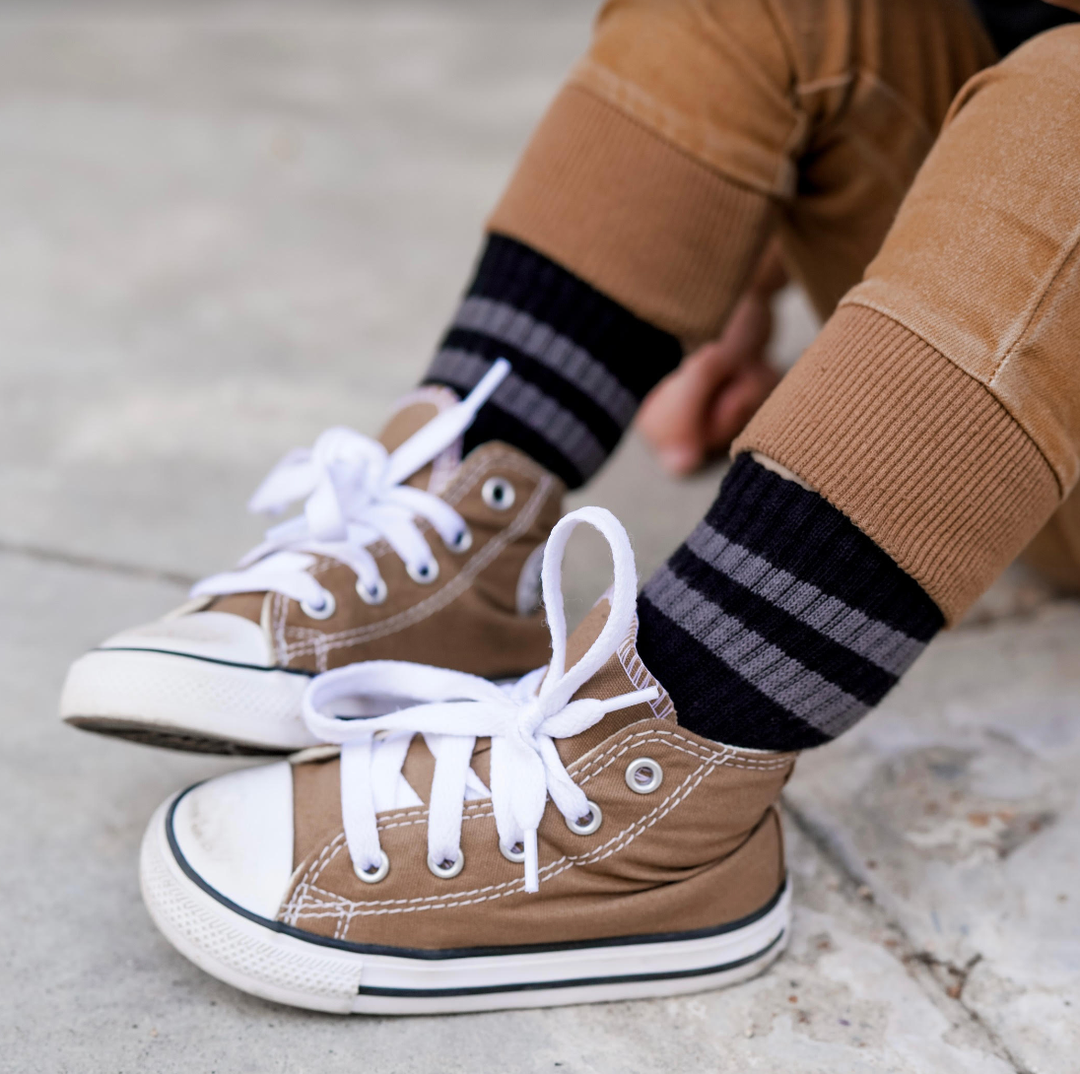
[
  {"left": 733, "top": 306, "right": 1060, "bottom": 623},
  {"left": 487, "top": 85, "right": 772, "bottom": 348}
]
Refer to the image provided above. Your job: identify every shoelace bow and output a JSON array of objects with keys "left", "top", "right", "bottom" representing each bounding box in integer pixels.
[
  {"left": 190, "top": 359, "right": 511, "bottom": 612},
  {"left": 301, "top": 506, "right": 657, "bottom": 892}
]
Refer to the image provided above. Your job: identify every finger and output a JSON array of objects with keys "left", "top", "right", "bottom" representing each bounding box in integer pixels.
[
  {"left": 703, "top": 363, "right": 781, "bottom": 454},
  {"left": 715, "top": 292, "right": 773, "bottom": 361},
  {"left": 636, "top": 292, "right": 776, "bottom": 476},
  {"left": 636, "top": 344, "right": 738, "bottom": 471}
]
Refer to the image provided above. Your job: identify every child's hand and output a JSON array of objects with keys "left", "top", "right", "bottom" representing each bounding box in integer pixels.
[{"left": 637, "top": 244, "right": 786, "bottom": 477}]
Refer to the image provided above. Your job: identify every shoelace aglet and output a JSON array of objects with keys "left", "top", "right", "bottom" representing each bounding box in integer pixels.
[{"left": 523, "top": 828, "right": 540, "bottom": 893}]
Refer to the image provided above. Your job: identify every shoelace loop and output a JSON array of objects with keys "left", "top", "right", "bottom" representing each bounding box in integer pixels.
[
  {"left": 190, "top": 359, "right": 511, "bottom": 610},
  {"left": 301, "top": 506, "right": 656, "bottom": 892}
]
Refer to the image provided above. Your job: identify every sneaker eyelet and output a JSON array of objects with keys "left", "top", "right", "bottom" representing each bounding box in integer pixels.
[
  {"left": 625, "top": 757, "right": 663, "bottom": 794},
  {"left": 565, "top": 800, "right": 602, "bottom": 836},
  {"left": 354, "top": 850, "right": 390, "bottom": 884},
  {"left": 300, "top": 591, "right": 336, "bottom": 620},
  {"left": 356, "top": 575, "right": 388, "bottom": 605},
  {"left": 481, "top": 476, "right": 516, "bottom": 511},
  {"left": 406, "top": 559, "right": 440, "bottom": 585},
  {"left": 427, "top": 849, "right": 465, "bottom": 879},
  {"left": 498, "top": 840, "right": 526, "bottom": 863},
  {"left": 448, "top": 527, "right": 473, "bottom": 554}
]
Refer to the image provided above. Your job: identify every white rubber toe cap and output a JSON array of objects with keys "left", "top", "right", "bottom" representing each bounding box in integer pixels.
[
  {"left": 100, "top": 610, "right": 272, "bottom": 666},
  {"left": 171, "top": 762, "right": 295, "bottom": 919}
]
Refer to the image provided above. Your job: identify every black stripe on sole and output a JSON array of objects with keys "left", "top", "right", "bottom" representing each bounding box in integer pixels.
[
  {"left": 91, "top": 647, "right": 315, "bottom": 676},
  {"left": 355, "top": 930, "right": 785, "bottom": 999}
]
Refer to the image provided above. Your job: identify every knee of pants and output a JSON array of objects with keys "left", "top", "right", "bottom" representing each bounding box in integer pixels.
[
  {"left": 945, "top": 22, "right": 1080, "bottom": 127},
  {"left": 843, "top": 21, "right": 1080, "bottom": 497},
  {"left": 988, "top": 20, "right": 1080, "bottom": 74},
  {"left": 582, "top": 0, "right": 800, "bottom": 196}
]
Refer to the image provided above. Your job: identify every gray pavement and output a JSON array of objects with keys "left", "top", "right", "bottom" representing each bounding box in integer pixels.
[{"left": 1, "top": 4, "right": 1077, "bottom": 1072}]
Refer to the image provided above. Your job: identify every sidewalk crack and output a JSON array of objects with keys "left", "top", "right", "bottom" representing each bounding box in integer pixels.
[
  {"left": 0, "top": 538, "right": 196, "bottom": 588},
  {"left": 782, "top": 798, "right": 1031, "bottom": 1074}
]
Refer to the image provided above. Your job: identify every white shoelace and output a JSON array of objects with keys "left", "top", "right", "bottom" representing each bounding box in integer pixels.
[
  {"left": 302, "top": 506, "right": 657, "bottom": 892},
  {"left": 191, "top": 360, "right": 511, "bottom": 614}
]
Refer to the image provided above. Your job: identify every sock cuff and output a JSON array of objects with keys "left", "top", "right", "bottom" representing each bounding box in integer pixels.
[
  {"left": 710, "top": 455, "right": 943, "bottom": 641},
  {"left": 467, "top": 234, "right": 681, "bottom": 402},
  {"left": 425, "top": 235, "right": 681, "bottom": 488},
  {"left": 637, "top": 456, "right": 943, "bottom": 751}
]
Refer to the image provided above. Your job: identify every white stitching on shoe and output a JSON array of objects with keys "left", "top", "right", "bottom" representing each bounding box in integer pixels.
[
  {"left": 279, "top": 728, "right": 790, "bottom": 929},
  {"left": 285, "top": 760, "right": 712, "bottom": 924},
  {"left": 273, "top": 592, "right": 288, "bottom": 666},
  {"left": 361, "top": 728, "right": 788, "bottom": 830},
  {"left": 617, "top": 626, "right": 675, "bottom": 722}
]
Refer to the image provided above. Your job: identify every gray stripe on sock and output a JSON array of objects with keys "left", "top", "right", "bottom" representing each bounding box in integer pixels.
[
  {"left": 429, "top": 348, "right": 607, "bottom": 479},
  {"left": 454, "top": 296, "right": 639, "bottom": 428},
  {"left": 684, "top": 523, "right": 926, "bottom": 675},
  {"left": 643, "top": 565, "right": 869, "bottom": 737}
]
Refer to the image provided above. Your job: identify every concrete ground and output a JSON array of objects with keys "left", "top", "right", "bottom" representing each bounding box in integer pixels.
[{"left": 1, "top": 4, "right": 1077, "bottom": 1072}]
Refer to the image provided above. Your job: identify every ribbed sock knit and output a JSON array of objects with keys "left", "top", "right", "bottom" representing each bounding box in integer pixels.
[
  {"left": 423, "top": 234, "right": 682, "bottom": 488},
  {"left": 637, "top": 455, "right": 944, "bottom": 751}
]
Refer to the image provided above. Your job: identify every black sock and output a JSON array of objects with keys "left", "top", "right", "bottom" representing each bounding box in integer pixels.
[
  {"left": 423, "top": 234, "right": 682, "bottom": 488},
  {"left": 637, "top": 455, "right": 944, "bottom": 751}
]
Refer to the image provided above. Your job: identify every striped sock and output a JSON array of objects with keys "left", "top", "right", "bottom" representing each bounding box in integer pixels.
[
  {"left": 637, "top": 455, "right": 944, "bottom": 750},
  {"left": 423, "top": 234, "right": 681, "bottom": 488}
]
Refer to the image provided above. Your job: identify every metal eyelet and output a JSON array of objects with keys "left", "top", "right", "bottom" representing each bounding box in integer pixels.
[
  {"left": 499, "top": 840, "right": 526, "bottom": 863},
  {"left": 427, "top": 849, "right": 465, "bottom": 879},
  {"left": 448, "top": 527, "right": 473, "bottom": 554},
  {"left": 625, "top": 757, "right": 663, "bottom": 794},
  {"left": 300, "top": 590, "right": 336, "bottom": 620},
  {"left": 356, "top": 576, "right": 388, "bottom": 605},
  {"left": 481, "top": 476, "right": 515, "bottom": 511},
  {"left": 406, "top": 559, "right": 440, "bottom": 585},
  {"left": 565, "top": 800, "right": 602, "bottom": 836},
  {"left": 354, "top": 850, "right": 390, "bottom": 884}
]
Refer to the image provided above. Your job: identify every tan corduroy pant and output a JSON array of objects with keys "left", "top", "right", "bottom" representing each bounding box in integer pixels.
[{"left": 488, "top": 0, "right": 1080, "bottom": 622}]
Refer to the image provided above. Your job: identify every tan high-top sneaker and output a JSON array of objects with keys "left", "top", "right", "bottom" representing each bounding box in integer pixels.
[
  {"left": 139, "top": 507, "right": 796, "bottom": 1014},
  {"left": 60, "top": 362, "right": 563, "bottom": 754}
]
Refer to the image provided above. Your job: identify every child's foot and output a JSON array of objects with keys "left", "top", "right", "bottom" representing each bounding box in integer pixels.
[
  {"left": 60, "top": 363, "right": 563, "bottom": 755},
  {"left": 139, "top": 507, "right": 794, "bottom": 1013}
]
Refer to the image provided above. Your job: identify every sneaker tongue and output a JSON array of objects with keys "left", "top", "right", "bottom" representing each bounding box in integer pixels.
[
  {"left": 553, "top": 596, "right": 675, "bottom": 763},
  {"left": 377, "top": 385, "right": 462, "bottom": 492}
]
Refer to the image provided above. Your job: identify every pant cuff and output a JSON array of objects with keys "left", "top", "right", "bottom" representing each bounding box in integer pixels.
[
  {"left": 733, "top": 305, "right": 1060, "bottom": 623},
  {"left": 487, "top": 85, "right": 771, "bottom": 348}
]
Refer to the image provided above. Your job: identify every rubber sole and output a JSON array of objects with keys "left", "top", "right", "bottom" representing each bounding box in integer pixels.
[
  {"left": 140, "top": 791, "right": 791, "bottom": 1015},
  {"left": 60, "top": 647, "right": 315, "bottom": 754}
]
